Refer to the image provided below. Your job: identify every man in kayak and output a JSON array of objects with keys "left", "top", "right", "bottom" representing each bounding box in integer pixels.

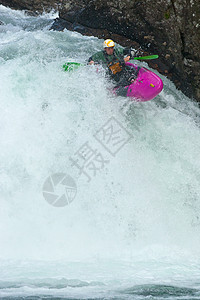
[{"left": 88, "top": 39, "right": 141, "bottom": 96}]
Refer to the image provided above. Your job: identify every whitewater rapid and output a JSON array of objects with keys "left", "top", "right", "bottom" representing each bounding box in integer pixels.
[{"left": 0, "top": 5, "right": 200, "bottom": 299}]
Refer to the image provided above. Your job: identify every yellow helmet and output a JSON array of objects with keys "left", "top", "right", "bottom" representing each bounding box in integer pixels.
[{"left": 103, "top": 39, "right": 115, "bottom": 48}]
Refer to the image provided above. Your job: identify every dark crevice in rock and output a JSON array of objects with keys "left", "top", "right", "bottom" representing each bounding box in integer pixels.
[
  {"left": 170, "top": 0, "right": 177, "bottom": 17},
  {"left": 180, "top": 31, "right": 187, "bottom": 59}
]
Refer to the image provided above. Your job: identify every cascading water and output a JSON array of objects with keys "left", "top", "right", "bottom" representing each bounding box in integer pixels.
[{"left": 0, "top": 5, "right": 200, "bottom": 299}]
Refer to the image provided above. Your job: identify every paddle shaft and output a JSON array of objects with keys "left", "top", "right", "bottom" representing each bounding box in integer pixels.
[
  {"left": 63, "top": 55, "right": 159, "bottom": 71},
  {"left": 133, "top": 55, "right": 159, "bottom": 60}
]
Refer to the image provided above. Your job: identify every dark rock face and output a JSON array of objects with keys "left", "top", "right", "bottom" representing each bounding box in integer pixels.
[
  {"left": 0, "top": 0, "right": 60, "bottom": 13},
  {"left": 51, "top": 17, "right": 142, "bottom": 51},
  {"left": 1, "top": 0, "right": 200, "bottom": 101}
]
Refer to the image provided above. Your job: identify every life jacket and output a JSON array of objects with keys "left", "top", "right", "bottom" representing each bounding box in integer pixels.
[{"left": 103, "top": 50, "right": 125, "bottom": 78}]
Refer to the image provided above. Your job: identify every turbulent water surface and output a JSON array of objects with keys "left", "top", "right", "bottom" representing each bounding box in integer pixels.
[{"left": 0, "top": 5, "right": 200, "bottom": 299}]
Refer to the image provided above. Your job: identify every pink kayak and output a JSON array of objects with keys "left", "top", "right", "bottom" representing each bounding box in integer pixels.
[{"left": 114, "top": 62, "right": 163, "bottom": 101}]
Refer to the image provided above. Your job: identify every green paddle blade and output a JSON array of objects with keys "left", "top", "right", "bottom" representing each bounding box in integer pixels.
[
  {"left": 63, "top": 62, "right": 83, "bottom": 72},
  {"left": 133, "top": 55, "right": 159, "bottom": 60}
]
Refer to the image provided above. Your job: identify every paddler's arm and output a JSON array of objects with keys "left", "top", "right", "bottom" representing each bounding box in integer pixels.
[
  {"left": 122, "top": 47, "right": 143, "bottom": 62},
  {"left": 88, "top": 51, "right": 103, "bottom": 65},
  {"left": 88, "top": 57, "right": 95, "bottom": 65},
  {"left": 115, "top": 47, "right": 131, "bottom": 63}
]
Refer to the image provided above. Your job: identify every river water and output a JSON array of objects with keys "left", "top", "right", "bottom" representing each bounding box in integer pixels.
[{"left": 0, "top": 4, "right": 200, "bottom": 299}]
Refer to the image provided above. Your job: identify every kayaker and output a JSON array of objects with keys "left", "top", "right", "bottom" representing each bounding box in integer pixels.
[{"left": 88, "top": 39, "right": 141, "bottom": 94}]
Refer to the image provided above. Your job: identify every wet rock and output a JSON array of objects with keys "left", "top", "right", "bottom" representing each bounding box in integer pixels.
[
  {"left": 23, "top": 10, "right": 39, "bottom": 17},
  {"left": 0, "top": 0, "right": 60, "bottom": 13},
  {"left": 50, "top": 17, "right": 73, "bottom": 31}
]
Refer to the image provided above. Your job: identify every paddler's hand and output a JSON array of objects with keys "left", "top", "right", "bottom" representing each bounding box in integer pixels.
[
  {"left": 88, "top": 61, "right": 99, "bottom": 65},
  {"left": 124, "top": 55, "right": 130, "bottom": 63}
]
